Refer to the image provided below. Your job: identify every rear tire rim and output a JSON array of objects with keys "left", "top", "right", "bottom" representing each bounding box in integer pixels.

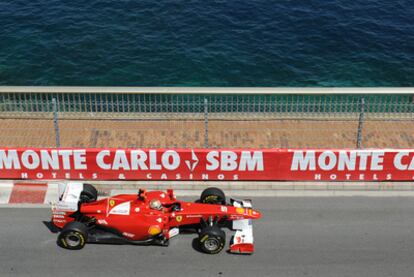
[
  {"left": 204, "top": 238, "right": 220, "bottom": 251},
  {"left": 66, "top": 233, "right": 81, "bottom": 247}
]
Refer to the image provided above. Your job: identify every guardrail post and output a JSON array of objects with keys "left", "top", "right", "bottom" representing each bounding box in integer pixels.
[
  {"left": 356, "top": 97, "right": 365, "bottom": 149},
  {"left": 52, "top": 98, "right": 61, "bottom": 148},
  {"left": 204, "top": 97, "right": 209, "bottom": 148}
]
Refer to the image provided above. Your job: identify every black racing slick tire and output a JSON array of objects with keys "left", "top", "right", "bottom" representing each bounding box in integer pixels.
[
  {"left": 200, "top": 187, "right": 226, "bottom": 205},
  {"left": 58, "top": 221, "right": 88, "bottom": 250},
  {"left": 79, "top": 183, "right": 98, "bottom": 203},
  {"left": 198, "top": 226, "right": 226, "bottom": 254}
]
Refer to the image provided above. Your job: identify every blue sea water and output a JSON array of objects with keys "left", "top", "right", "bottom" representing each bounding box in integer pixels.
[{"left": 0, "top": 0, "right": 413, "bottom": 86}]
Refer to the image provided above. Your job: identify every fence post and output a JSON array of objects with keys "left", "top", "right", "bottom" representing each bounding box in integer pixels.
[
  {"left": 356, "top": 97, "right": 365, "bottom": 149},
  {"left": 204, "top": 97, "right": 209, "bottom": 148},
  {"left": 52, "top": 98, "right": 61, "bottom": 148}
]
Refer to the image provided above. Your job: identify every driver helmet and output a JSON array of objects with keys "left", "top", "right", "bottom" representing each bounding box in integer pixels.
[{"left": 149, "top": 199, "right": 162, "bottom": 210}]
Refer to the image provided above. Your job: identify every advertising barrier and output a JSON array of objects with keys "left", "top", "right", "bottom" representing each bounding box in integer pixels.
[{"left": 0, "top": 148, "right": 414, "bottom": 181}]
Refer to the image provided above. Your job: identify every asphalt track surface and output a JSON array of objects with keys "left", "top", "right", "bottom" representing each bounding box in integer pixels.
[{"left": 2, "top": 197, "right": 414, "bottom": 277}]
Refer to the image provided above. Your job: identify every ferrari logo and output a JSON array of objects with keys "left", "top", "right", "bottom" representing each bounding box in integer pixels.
[
  {"left": 176, "top": 215, "right": 183, "bottom": 222},
  {"left": 109, "top": 199, "right": 115, "bottom": 207}
]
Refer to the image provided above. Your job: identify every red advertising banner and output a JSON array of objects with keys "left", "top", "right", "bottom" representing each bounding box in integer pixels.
[{"left": 0, "top": 148, "right": 413, "bottom": 181}]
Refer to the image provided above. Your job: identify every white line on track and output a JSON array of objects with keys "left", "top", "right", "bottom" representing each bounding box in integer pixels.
[{"left": 0, "top": 182, "right": 13, "bottom": 204}]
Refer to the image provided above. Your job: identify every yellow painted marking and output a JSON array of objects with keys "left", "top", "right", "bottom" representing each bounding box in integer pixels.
[
  {"left": 148, "top": 225, "right": 162, "bottom": 236},
  {"left": 204, "top": 195, "right": 218, "bottom": 202},
  {"left": 75, "top": 232, "right": 85, "bottom": 245},
  {"left": 236, "top": 207, "right": 245, "bottom": 214}
]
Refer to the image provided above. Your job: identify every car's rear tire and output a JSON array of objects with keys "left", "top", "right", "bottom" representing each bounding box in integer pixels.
[
  {"left": 58, "top": 221, "right": 88, "bottom": 250},
  {"left": 200, "top": 187, "right": 226, "bottom": 205},
  {"left": 198, "top": 225, "right": 226, "bottom": 254},
  {"left": 79, "top": 183, "right": 98, "bottom": 203}
]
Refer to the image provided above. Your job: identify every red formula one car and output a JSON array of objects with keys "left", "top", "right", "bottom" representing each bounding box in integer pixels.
[{"left": 51, "top": 183, "right": 261, "bottom": 254}]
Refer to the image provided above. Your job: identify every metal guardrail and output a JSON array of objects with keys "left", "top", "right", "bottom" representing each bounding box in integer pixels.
[
  {"left": 0, "top": 87, "right": 413, "bottom": 149},
  {"left": 0, "top": 87, "right": 413, "bottom": 120}
]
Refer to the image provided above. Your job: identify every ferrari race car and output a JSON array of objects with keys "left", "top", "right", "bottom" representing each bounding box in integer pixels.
[{"left": 51, "top": 183, "right": 261, "bottom": 254}]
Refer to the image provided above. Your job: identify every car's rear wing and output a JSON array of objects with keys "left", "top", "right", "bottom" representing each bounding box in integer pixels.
[{"left": 51, "top": 182, "right": 84, "bottom": 211}]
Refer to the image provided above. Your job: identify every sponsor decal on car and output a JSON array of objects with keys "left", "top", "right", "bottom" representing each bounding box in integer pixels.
[
  {"left": 109, "top": 201, "right": 131, "bottom": 215},
  {"left": 122, "top": 232, "right": 135, "bottom": 238},
  {"left": 236, "top": 207, "right": 245, "bottom": 215},
  {"left": 186, "top": 215, "right": 202, "bottom": 218},
  {"left": 53, "top": 215, "right": 64, "bottom": 219},
  {"left": 97, "top": 219, "right": 108, "bottom": 225}
]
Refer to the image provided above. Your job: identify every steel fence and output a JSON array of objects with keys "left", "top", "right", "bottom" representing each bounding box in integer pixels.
[
  {"left": 0, "top": 87, "right": 413, "bottom": 149},
  {"left": 0, "top": 91, "right": 414, "bottom": 119}
]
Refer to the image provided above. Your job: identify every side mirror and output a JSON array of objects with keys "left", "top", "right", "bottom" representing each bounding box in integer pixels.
[
  {"left": 138, "top": 188, "right": 147, "bottom": 200},
  {"left": 167, "top": 189, "right": 175, "bottom": 199}
]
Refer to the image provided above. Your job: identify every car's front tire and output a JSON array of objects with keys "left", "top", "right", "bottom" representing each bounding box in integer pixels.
[
  {"left": 58, "top": 221, "right": 88, "bottom": 250},
  {"left": 198, "top": 225, "right": 226, "bottom": 254}
]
